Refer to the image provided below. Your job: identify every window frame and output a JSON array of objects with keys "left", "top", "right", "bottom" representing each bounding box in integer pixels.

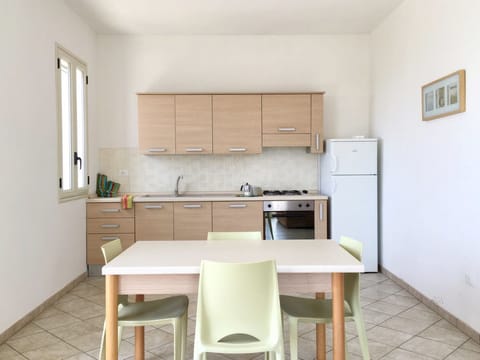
[{"left": 55, "top": 44, "right": 89, "bottom": 202}]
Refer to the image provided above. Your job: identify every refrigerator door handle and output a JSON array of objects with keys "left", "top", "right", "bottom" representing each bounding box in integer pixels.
[{"left": 331, "top": 154, "right": 338, "bottom": 172}]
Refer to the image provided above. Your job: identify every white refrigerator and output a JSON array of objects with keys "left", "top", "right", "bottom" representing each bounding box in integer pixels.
[{"left": 319, "top": 138, "right": 378, "bottom": 272}]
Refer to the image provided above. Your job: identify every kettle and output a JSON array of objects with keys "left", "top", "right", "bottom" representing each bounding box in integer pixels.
[{"left": 240, "top": 182, "right": 254, "bottom": 197}]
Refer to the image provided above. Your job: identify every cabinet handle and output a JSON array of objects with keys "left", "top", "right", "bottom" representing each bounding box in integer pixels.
[
  {"left": 183, "top": 204, "right": 202, "bottom": 208},
  {"left": 278, "top": 127, "right": 296, "bottom": 132},
  {"left": 101, "top": 236, "right": 119, "bottom": 241},
  {"left": 101, "top": 224, "right": 120, "bottom": 228},
  {"left": 101, "top": 208, "right": 120, "bottom": 213},
  {"left": 186, "top": 148, "right": 204, "bottom": 152},
  {"left": 147, "top": 148, "right": 167, "bottom": 153},
  {"left": 315, "top": 133, "right": 320, "bottom": 150},
  {"left": 229, "top": 148, "right": 247, "bottom": 152},
  {"left": 144, "top": 205, "right": 163, "bottom": 209},
  {"left": 229, "top": 204, "right": 247, "bottom": 208},
  {"left": 319, "top": 203, "right": 324, "bottom": 221}
]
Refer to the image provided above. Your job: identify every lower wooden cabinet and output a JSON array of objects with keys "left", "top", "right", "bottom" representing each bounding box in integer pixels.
[
  {"left": 135, "top": 202, "right": 174, "bottom": 240},
  {"left": 174, "top": 202, "right": 212, "bottom": 240},
  {"left": 314, "top": 200, "right": 328, "bottom": 239},
  {"left": 86, "top": 203, "right": 135, "bottom": 265},
  {"left": 212, "top": 201, "right": 263, "bottom": 235}
]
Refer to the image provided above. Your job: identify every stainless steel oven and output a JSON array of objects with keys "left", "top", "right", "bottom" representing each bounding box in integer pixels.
[{"left": 263, "top": 199, "right": 314, "bottom": 240}]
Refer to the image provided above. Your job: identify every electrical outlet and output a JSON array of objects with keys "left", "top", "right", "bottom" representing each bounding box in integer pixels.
[{"left": 119, "top": 169, "right": 129, "bottom": 176}]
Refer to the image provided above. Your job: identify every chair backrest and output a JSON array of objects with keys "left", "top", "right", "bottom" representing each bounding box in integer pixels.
[
  {"left": 100, "top": 238, "right": 123, "bottom": 264},
  {"left": 195, "top": 259, "right": 282, "bottom": 346},
  {"left": 207, "top": 231, "right": 262, "bottom": 241},
  {"left": 339, "top": 236, "right": 362, "bottom": 311}
]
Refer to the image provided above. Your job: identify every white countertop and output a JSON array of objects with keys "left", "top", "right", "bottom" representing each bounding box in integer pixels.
[
  {"left": 87, "top": 192, "right": 328, "bottom": 203},
  {"left": 102, "top": 240, "right": 364, "bottom": 275}
]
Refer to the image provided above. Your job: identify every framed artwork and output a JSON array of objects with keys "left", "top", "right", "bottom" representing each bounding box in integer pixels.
[{"left": 422, "top": 69, "right": 466, "bottom": 121}]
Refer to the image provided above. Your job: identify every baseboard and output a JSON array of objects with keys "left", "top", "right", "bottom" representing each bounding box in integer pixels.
[
  {"left": 380, "top": 265, "right": 480, "bottom": 344},
  {"left": 0, "top": 272, "right": 87, "bottom": 345}
]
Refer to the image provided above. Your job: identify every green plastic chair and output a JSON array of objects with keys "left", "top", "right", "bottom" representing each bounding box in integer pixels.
[
  {"left": 280, "top": 236, "right": 370, "bottom": 360},
  {"left": 193, "top": 260, "right": 284, "bottom": 360},
  {"left": 98, "top": 239, "right": 189, "bottom": 360},
  {"left": 207, "top": 231, "right": 263, "bottom": 240}
]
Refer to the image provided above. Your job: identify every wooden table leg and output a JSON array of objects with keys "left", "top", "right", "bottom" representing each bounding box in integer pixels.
[
  {"left": 106, "top": 275, "right": 118, "bottom": 360},
  {"left": 315, "top": 292, "right": 326, "bottom": 360},
  {"left": 135, "top": 295, "right": 145, "bottom": 360},
  {"left": 332, "top": 273, "right": 345, "bottom": 360}
]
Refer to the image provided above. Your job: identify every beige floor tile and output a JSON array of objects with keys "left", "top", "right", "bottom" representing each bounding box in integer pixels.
[
  {"left": 22, "top": 342, "right": 80, "bottom": 360},
  {"left": 381, "top": 348, "right": 435, "bottom": 360},
  {"left": 419, "top": 323, "right": 469, "bottom": 347},
  {"left": 64, "top": 353, "right": 96, "bottom": 359},
  {"left": 362, "top": 273, "right": 388, "bottom": 283},
  {"left": 33, "top": 312, "right": 82, "bottom": 330},
  {"left": 366, "top": 326, "right": 412, "bottom": 347},
  {"left": 398, "top": 307, "right": 441, "bottom": 323},
  {"left": 348, "top": 337, "right": 393, "bottom": 359},
  {"left": 375, "top": 281, "right": 404, "bottom": 295},
  {"left": 48, "top": 320, "right": 101, "bottom": 341},
  {"left": 64, "top": 330, "right": 104, "bottom": 352},
  {"left": 364, "top": 300, "right": 409, "bottom": 316},
  {"left": 360, "top": 287, "right": 392, "bottom": 301},
  {"left": 445, "top": 348, "right": 480, "bottom": 359},
  {"left": 55, "top": 298, "right": 98, "bottom": 313},
  {"left": 35, "top": 307, "right": 66, "bottom": 320},
  {"left": 362, "top": 308, "right": 393, "bottom": 325},
  {"left": 9, "top": 323, "right": 45, "bottom": 340},
  {"left": 461, "top": 339, "right": 480, "bottom": 353},
  {"left": 7, "top": 331, "right": 61, "bottom": 353},
  {"left": 381, "top": 293, "right": 420, "bottom": 308},
  {"left": 84, "top": 315, "right": 106, "bottom": 330},
  {"left": 0, "top": 344, "right": 26, "bottom": 359},
  {"left": 380, "top": 315, "right": 436, "bottom": 335},
  {"left": 55, "top": 292, "right": 83, "bottom": 304},
  {"left": 400, "top": 336, "right": 457, "bottom": 360},
  {"left": 125, "top": 328, "right": 174, "bottom": 350},
  {"left": 66, "top": 303, "right": 105, "bottom": 321}
]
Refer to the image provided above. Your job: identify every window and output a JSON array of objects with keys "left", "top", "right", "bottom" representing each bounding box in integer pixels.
[{"left": 56, "top": 45, "right": 88, "bottom": 200}]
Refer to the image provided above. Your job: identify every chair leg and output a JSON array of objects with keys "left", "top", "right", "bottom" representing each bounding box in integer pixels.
[
  {"left": 288, "top": 317, "right": 299, "bottom": 360},
  {"left": 98, "top": 321, "right": 106, "bottom": 360},
  {"left": 172, "top": 317, "right": 182, "bottom": 360},
  {"left": 354, "top": 316, "right": 370, "bottom": 360},
  {"left": 180, "top": 312, "right": 188, "bottom": 360}
]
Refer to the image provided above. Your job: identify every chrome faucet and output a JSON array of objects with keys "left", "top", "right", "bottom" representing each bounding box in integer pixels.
[{"left": 175, "top": 175, "right": 183, "bottom": 197}]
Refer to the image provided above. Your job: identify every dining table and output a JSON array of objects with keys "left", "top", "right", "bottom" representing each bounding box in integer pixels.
[{"left": 102, "top": 239, "right": 365, "bottom": 360}]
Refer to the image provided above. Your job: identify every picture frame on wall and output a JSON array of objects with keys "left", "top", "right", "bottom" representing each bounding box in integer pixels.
[{"left": 422, "top": 69, "right": 466, "bottom": 121}]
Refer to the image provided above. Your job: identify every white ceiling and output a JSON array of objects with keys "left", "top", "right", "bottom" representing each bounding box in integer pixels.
[{"left": 64, "top": 0, "right": 404, "bottom": 35}]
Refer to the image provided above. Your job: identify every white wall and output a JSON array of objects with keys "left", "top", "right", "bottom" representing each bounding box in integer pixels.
[
  {"left": 371, "top": 0, "right": 480, "bottom": 332},
  {"left": 0, "top": 0, "right": 96, "bottom": 333},
  {"left": 95, "top": 35, "right": 371, "bottom": 191}
]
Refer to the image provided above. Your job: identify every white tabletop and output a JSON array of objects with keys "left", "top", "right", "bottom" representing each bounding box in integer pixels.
[{"left": 102, "top": 240, "right": 365, "bottom": 275}]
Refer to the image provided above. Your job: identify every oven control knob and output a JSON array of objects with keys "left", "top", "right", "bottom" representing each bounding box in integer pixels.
[
  {"left": 306, "top": 203, "right": 310, "bottom": 208},
  {"left": 298, "top": 204, "right": 302, "bottom": 208},
  {"left": 267, "top": 204, "right": 272, "bottom": 208}
]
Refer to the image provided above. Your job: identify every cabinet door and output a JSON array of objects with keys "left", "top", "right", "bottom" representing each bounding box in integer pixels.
[
  {"left": 262, "top": 94, "right": 311, "bottom": 134},
  {"left": 138, "top": 95, "right": 175, "bottom": 155},
  {"left": 212, "top": 95, "right": 262, "bottom": 154},
  {"left": 175, "top": 95, "right": 212, "bottom": 154},
  {"left": 174, "top": 202, "right": 212, "bottom": 240},
  {"left": 87, "top": 234, "right": 135, "bottom": 264},
  {"left": 310, "top": 94, "right": 324, "bottom": 154},
  {"left": 212, "top": 201, "right": 263, "bottom": 235},
  {"left": 135, "top": 202, "right": 174, "bottom": 240},
  {"left": 314, "top": 200, "right": 328, "bottom": 239}
]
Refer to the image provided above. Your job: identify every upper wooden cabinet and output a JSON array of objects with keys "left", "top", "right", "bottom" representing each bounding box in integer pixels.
[
  {"left": 310, "top": 94, "right": 324, "bottom": 154},
  {"left": 212, "top": 95, "right": 262, "bottom": 154},
  {"left": 262, "top": 94, "right": 311, "bottom": 134},
  {"left": 138, "top": 95, "right": 175, "bottom": 155},
  {"left": 175, "top": 95, "right": 213, "bottom": 154}
]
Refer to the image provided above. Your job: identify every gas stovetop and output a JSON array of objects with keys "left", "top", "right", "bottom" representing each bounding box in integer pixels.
[{"left": 263, "top": 190, "right": 308, "bottom": 196}]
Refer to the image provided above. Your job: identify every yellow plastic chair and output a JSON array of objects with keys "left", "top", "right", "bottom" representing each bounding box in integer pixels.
[
  {"left": 207, "top": 231, "right": 262, "bottom": 240},
  {"left": 98, "top": 239, "right": 189, "bottom": 360},
  {"left": 193, "top": 260, "right": 284, "bottom": 360},
  {"left": 280, "top": 236, "right": 370, "bottom": 360}
]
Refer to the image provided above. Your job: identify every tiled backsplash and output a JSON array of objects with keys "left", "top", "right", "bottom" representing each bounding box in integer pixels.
[{"left": 99, "top": 147, "right": 318, "bottom": 193}]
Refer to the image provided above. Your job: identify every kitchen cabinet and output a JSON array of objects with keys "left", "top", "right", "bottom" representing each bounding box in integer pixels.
[
  {"left": 138, "top": 94, "right": 175, "bottom": 155},
  {"left": 310, "top": 94, "right": 324, "bottom": 154},
  {"left": 174, "top": 202, "right": 212, "bottom": 240},
  {"left": 262, "top": 94, "right": 311, "bottom": 147},
  {"left": 135, "top": 202, "right": 174, "bottom": 240},
  {"left": 86, "top": 203, "right": 135, "bottom": 265},
  {"left": 212, "top": 201, "right": 263, "bottom": 235},
  {"left": 212, "top": 95, "right": 262, "bottom": 154},
  {"left": 175, "top": 95, "right": 213, "bottom": 154},
  {"left": 314, "top": 199, "right": 328, "bottom": 239}
]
